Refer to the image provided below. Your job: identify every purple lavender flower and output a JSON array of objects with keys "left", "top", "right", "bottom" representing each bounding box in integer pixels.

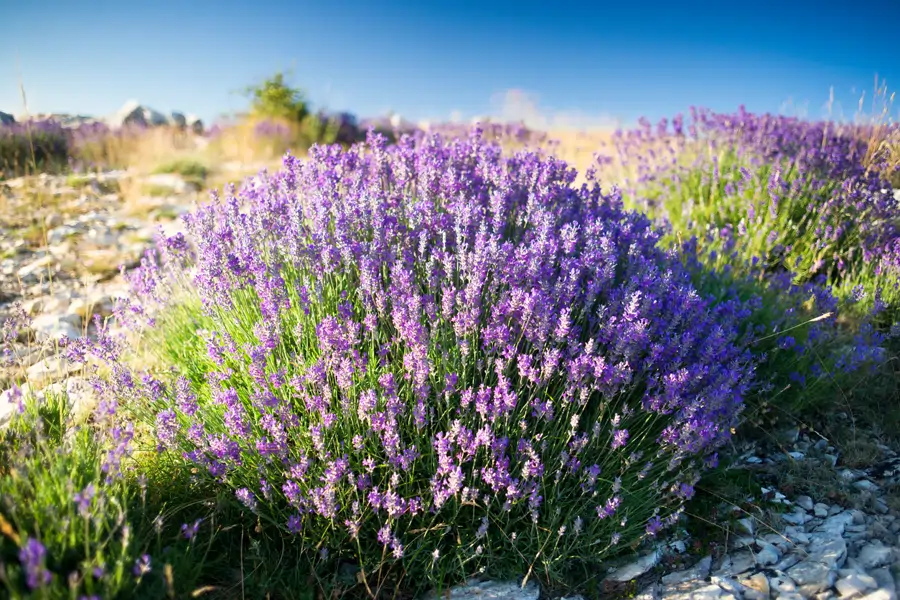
[
  {"left": 235, "top": 488, "right": 258, "bottom": 512},
  {"left": 73, "top": 484, "right": 96, "bottom": 517},
  {"left": 133, "top": 554, "right": 152, "bottom": 577},
  {"left": 181, "top": 519, "right": 202, "bottom": 540},
  {"left": 19, "top": 538, "right": 52, "bottom": 590}
]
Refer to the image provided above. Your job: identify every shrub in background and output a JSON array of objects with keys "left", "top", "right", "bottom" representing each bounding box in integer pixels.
[
  {"left": 599, "top": 107, "right": 897, "bottom": 417},
  {"left": 96, "top": 130, "right": 754, "bottom": 593},
  {"left": 240, "top": 71, "right": 350, "bottom": 150},
  {"left": 604, "top": 108, "right": 899, "bottom": 316},
  {"left": 0, "top": 120, "right": 70, "bottom": 178},
  {"left": 244, "top": 71, "right": 311, "bottom": 124}
]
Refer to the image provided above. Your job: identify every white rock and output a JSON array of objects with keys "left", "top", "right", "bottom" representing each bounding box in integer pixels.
[
  {"left": 857, "top": 542, "right": 894, "bottom": 569},
  {"left": 858, "top": 591, "right": 894, "bottom": 600},
  {"left": 736, "top": 517, "right": 755, "bottom": 536},
  {"left": 755, "top": 543, "right": 780, "bottom": 567},
  {"left": 811, "top": 536, "right": 849, "bottom": 569},
  {"left": 714, "top": 550, "right": 756, "bottom": 577},
  {"left": 634, "top": 584, "right": 661, "bottom": 600},
  {"left": 30, "top": 313, "right": 81, "bottom": 341},
  {"left": 868, "top": 568, "right": 896, "bottom": 595},
  {"left": 835, "top": 573, "right": 878, "bottom": 598},
  {"left": 17, "top": 255, "right": 54, "bottom": 280},
  {"left": 815, "top": 503, "right": 831, "bottom": 518},
  {"left": 26, "top": 355, "right": 82, "bottom": 386},
  {"left": 47, "top": 225, "right": 79, "bottom": 245},
  {"left": 605, "top": 549, "right": 662, "bottom": 582},
  {"left": 796, "top": 496, "right": 814, "bottom": 511},
  {"left": 761, "top": 487, "right": 791, "bottom": 505},
  {"left": 659, "top": 581, "right": 729, "bottom": 599},
  {"left": 661, "top": 556, "right": 712, "bottom": 585},
  {"left": 774, "top": 554, "right": 801, "bottom": 571},
  {"left": 841, "top": 469, "right": 865, "bottom": 483},
  {"left": 820, "top": 512, "right": 856, "bottom": 536},
  {"left": 68, "top": 294, "right": 114, "bottom": 319},
  {"left": 22, "top": 293, "right": 70, "bottom": 316},
  {"left": 142, "top": 173, "right": 197, "bottom": 194},
  {"left": 738, "top": 572, "right": 770, "bottom": 598},
  {"left": 782, "top": 509, "right": 811, "bottom": 525},
  {"left": 785, "top": 526, "right": 811, "bottom": 544},
  {"left": 788, "top": 560, "right": 837, "bottom": 595},
  {"left": 770, "top": 573, "right": 798, "bottom": 593},
  {"left": 425, "top": 579, "right": 539, "bottom": 600},
  {"left": 65, "top": 377, "right": 97, "bottom": 423},
  {"left": 853, "top": 479, "right": 880, "bottom": 492}
]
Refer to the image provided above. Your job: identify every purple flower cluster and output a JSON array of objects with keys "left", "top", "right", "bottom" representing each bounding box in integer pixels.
[
  {"left": 19, "top": 538, "right": 52, "bottom": 590},
  {"left": 605, "top": 107, "right": 899, "bottom": 289},
  {"left": 0, "top": 119, "right": 70, "bottom": 175},
  {"left": 117, "top": 129, "right": 753, "bottom": 572}
]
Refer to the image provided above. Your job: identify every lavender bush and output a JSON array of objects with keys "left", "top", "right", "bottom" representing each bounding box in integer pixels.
[
  {"left": 605, "top": 108, "right": 899, "bottom": 315},
  {"left": 88, "top": 130, "right": 756, "bottom": 591},
  {"left": 0, "top": 120, "right": 70, "bottom": 177},
  {"left": 596, "top": 108, "right": 899, "bottom": 415}
]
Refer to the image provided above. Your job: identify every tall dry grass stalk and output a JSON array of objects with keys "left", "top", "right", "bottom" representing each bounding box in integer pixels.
[
  {"left": 204, "top": 116, "right": 310, "bottom": 165},
  {"left": 76, "top": 127, "right": 199, "bottom": 173},
  {"left": 825, "top": 75, "right": 898, "bottom": 183}
]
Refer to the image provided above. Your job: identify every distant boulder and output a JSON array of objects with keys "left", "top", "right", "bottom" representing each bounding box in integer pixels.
[
  {"left": 168, "top": 111, "right": 187, "bottom": 128},
  {"left": 28, "top": 114, "right": 99, "bottom": 128},
  {"left": 108, "top": 101, "right": 180, "bottom": 129},
  {"left": 0, "top": 111, "right": 14, "bottom": 125},
  {"left": 108, "top": 100, "right": 148, "bottom": 128},
  {"left": 185, "top": 114, "right": 204, "bottom": 134},
  {"left": 142, "top": 106, "right": 169, "bottom": 127}
]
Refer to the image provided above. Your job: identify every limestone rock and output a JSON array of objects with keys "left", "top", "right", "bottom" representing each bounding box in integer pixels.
[
  {"left": 26, "top": 355, "right": 82, "bottom": 386},
  {"left": 425, "top": 579, "right": 539, "bottom": 600},
  {"left": 605, "top": 549, "right": 662, "bottom": 582}
]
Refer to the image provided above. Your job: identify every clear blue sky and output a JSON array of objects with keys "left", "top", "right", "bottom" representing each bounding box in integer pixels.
[{"left": 2, "top": 0, "right": 898, "bottom": 127}]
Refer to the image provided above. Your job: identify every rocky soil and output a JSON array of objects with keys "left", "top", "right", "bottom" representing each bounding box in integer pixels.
[{"left": 0, "top": 168, "right": 201, "bottom": 424}]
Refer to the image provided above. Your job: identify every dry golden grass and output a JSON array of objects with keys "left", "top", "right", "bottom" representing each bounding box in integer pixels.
[
  {"left": 76, "top": 126, "right": 197, "bottom": 173},
  {"left": 542, "top": 128, "right": 617, "bottom": 179},
  {"left": 205, "top": 116, "right": 309, "bottom": 165},
  {"left": 824, "top": 75, "right": 899, "bottom": 182}
]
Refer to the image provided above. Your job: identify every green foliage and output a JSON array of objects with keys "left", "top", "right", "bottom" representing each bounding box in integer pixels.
[
  {"left": 244, "top": 72, "right": 310, "bottom": 123},
  {"left": 299, "top": 113, "right": 341, "bottom": 146},
  {"left": 151, "top": 158, "right": 209, "bottom": 182},
  {"left": 0, "top": 388, "right": 223, "bottom": 598}
]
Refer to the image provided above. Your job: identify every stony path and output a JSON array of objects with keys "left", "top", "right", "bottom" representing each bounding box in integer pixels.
[{"left": 0, "top": 170, "right": 198, "bottom": 423}]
